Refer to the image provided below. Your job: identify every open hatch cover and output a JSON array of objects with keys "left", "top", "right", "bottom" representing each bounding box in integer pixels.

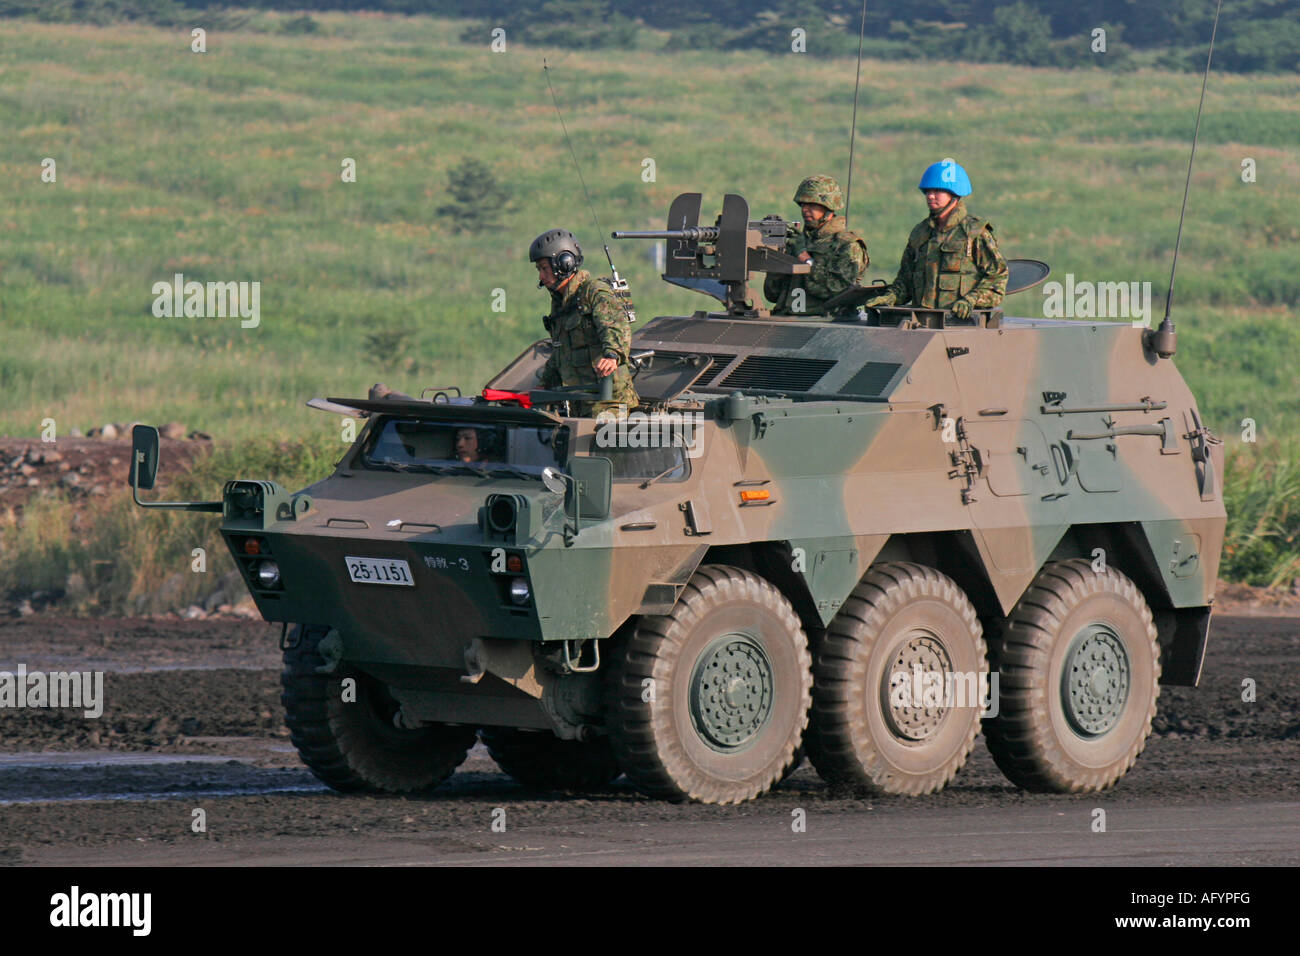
[{"left": 327, "top": 397, "right": 563, "bottom": 426}]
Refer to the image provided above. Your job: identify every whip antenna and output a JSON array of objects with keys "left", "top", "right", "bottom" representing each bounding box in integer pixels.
[
  {"left": 844, "top": 0, "right": 869, "bottom": 227},
  {"left": 543, "top": 60, "right": 635, "bottom": 321},
  {"left": 1152, "top": 0, "right": 1222, "bottom": 358}
]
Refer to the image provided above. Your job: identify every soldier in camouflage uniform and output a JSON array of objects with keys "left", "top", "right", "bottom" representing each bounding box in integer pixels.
[
  {"left": 865, "top": 160, "right": 1007, "bottom": 319},
  {"left": 530, "top": 228, "right": 638, "bottom": 416},
  {"left": 763, "top": 175, "right": 869, "bottom": 316}
]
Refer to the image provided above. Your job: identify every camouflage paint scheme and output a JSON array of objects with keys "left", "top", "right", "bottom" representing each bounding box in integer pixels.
[{"left": 213, "top": 305, "right": 1224, "bottom": 736}]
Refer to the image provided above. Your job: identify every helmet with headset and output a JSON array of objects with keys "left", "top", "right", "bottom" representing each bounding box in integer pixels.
[{"left": 528, "top": 228, "right": 584, "bottom": 280}]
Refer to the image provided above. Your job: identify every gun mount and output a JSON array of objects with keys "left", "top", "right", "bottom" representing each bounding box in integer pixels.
[{"left": 612, "top": 192, "right": 809, "bottom": 317}]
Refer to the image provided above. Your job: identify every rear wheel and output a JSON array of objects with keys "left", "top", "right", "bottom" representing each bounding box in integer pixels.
[
  {"left": 983, "top": 560, "right": 1160, "bottom": 792},
  {"left": 605, "top": 566, "right": 811, "bottom": 804},
  {"left": 806, "top": 563, "right": 987, "bottom": 795},
  {"left": 479, "top": 728, "right": 621, "bottom": 791},
  {"left": 281, "top": 625, "right": 476, "bottom": 793}
]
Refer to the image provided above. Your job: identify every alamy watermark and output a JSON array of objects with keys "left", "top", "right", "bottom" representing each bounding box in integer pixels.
[
  {"left": 889, "top": 665, "right": 1000, "bottom": 717},
  {"left": 151, "top": 272, "right": 261, "bottom": 328},
  {"left": 1041, "top": 273, "right": 1153, "bottom": 328},
  {"left": 50, "top": 886, "right": 150, "bottom": 936},
  {"left": 595, "top": 410, "right": 704, "bottom": 459},
  {"left": 0, "top": 665, "right": 103, "bottom": 718}
]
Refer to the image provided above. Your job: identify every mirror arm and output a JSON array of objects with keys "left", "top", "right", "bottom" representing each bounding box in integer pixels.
[{"left": 130, "top": 458, "right": 223, "bottom": 512}]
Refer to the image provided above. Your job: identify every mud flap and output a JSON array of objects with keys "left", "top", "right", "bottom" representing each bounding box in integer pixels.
[{"left": 1155, "top": 605, "right": 1212, "bottom": 686}]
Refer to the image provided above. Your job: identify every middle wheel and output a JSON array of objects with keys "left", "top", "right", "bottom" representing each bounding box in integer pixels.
[
  {"left": 807, "top": 563, "right": 987, "bottom": 795},
  {"left": 605, "top": 565, "right": 812, "bottom": 805}
]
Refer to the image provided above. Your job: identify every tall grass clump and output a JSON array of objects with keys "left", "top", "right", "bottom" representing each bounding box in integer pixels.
[
  {"left": 1220, "top": 438, "right": 1300, "bottom": 587},
  {"left": 0, "top": 432, "right": 340, "bottom": 614}
]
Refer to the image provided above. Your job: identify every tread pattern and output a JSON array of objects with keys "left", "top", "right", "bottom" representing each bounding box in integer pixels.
[
  {"left": 479, "top": 728, "right": 621, "bottom": 792},
  {"left": 281, "top": 625, "right": 475, "bottom": 794},
  {"left": 983, "top": 559, "right": 1160, "bottom": 793},
  {"left": 605, "top": 565, "right": 812, "bottom": 805},
  {"left": 806, "top": 562, "right": 986, "bottom": 795}
]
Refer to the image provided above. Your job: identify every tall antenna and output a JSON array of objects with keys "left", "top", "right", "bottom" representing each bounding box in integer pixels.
[
  {"left": 1150, "top": 0, "right": 1223, "bottom": 359},
  {"left": 844, "top": 0, "right": 869, "bottom": 227},
  {"left": 542, "top": 60, "right": 635, "bottom": 321}
]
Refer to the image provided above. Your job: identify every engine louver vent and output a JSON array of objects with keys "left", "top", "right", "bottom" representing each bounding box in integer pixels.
[
  {"left": 718, "top": 356, "right": 836, "bottom": 392},
  {"left": 840, "top": 361, "right": 902, "bottom": 397},
  {"left": 648, "top": 319, "right": 817, "bottom": 350},
  {"left": 653, "top": 351, "right": 736, "bottom": 386}
]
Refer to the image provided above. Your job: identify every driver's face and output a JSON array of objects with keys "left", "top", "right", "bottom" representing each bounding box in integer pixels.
[{"left": 454, "top": 429, "right": 480, "bottom": 462}]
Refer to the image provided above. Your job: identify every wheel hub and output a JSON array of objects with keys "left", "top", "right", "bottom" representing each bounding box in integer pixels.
[
  {"left": 882, "top": 630, "right": 953, "bottom": 741},
  {"left": 689, "top": 634, "right": 774, "bottom": 751},
  {"left": 1061, "top": 624, "right": 1131, "bottom": 737}
]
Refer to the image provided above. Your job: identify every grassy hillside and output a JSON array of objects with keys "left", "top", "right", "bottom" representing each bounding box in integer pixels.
[
  {"left": 1, "top": 12, "right": 1297, "bottom": 604},
  {"left": 1, "top": 12, "right": 1297, "bottom": 446}
]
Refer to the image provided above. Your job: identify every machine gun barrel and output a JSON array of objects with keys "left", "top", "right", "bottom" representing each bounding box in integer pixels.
[{"left": 611, "top": 227, "right": 720, "bottom": 241}]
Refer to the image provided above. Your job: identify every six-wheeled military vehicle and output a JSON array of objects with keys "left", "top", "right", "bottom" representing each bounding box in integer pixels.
[{"left": 132, "top": 191, "right": 1224, "bottom": 805}]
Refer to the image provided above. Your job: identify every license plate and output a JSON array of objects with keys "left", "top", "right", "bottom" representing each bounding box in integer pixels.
[{"left": 345, "top": 556, "right": 415, "bottom": 586}]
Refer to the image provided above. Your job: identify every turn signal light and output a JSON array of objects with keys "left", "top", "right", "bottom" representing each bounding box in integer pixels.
[{"left": 739, "top": 490, "right": 770, "bottom": 503}]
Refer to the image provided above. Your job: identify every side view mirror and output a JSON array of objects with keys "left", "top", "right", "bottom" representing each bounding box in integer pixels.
[
  {"left": 131, "top": 425, "right": 160, "bottom": 491},
  {"left": 567, "top": 455, "right": 612, "bottom": 521},
  {"left": 541, "top": 457, "right": 612, "bottom": 547},
  {"left": 129, "top": 423, "right": 222, "bottom": 512}
]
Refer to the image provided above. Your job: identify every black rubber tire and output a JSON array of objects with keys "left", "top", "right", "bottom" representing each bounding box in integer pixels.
[
  {"left": 983, "top": 560, "right": 1160, "bottom": 793},
  {"left": 479, "top": 728, "right": 621, "bottom": 792},
  {"left": 780, "top": 744, "right": 806, "bottom": 783},
  {"left": 605, "top": 565, "right": 812, "bottom": 805},
  {"left": 806, "top": 563, "right": 987, "bottom": 795},
  {"left": 281, "top": 624, "right": 476, "bottom": 794}
]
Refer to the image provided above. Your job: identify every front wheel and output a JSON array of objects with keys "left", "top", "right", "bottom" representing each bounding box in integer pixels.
[
  {"left": 983, "top": 560, "right": 1160, "bottom": 793},
  {"left": 281, "top": 625, "right": 476, "bottom": 793},
  {"left": 605, "top": 566, "right": 812, "bottom": 805}
]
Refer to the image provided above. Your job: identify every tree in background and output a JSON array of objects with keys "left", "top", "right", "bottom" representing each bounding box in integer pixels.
[{"left": 434, "top": 158, "right": 516, "bottom": 234}]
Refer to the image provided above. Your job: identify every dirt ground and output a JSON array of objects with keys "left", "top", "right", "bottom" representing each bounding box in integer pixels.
[{"left": 0, "top": 606, "right": 1296, "bottom": 865}]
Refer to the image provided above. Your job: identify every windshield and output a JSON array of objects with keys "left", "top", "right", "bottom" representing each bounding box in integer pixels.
[{"left": 361, "top": 418, "right": 569, "bottom": 477}]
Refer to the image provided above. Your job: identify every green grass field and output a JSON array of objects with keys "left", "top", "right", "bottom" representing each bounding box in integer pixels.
[
  {"left": 1, "top": 12, "right": 1297, "bottom": 603},
  {"left": 2, "top": 12, "right": 1297, "bottom": 442}
]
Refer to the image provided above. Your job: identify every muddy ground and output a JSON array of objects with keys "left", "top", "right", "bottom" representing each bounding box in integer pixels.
[{"left": 0, "top": 610, "right": 1296, "bottom": 866}]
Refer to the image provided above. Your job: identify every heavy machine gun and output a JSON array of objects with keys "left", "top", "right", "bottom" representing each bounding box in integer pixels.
[{"left": 612, "top": 192, "right": 809, "bottom": 317}]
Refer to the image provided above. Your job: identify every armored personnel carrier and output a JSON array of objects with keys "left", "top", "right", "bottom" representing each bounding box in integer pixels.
[{"left": 132, "top": 192, "right": 1224, "bottom": 804}]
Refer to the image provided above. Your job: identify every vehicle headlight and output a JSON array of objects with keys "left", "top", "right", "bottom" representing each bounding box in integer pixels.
[
  {"left": 256, "top": 561, "right": 281, "bottom": 588},
  {"left": 509, "top": 577, "right": 531, "bottom": 605}
]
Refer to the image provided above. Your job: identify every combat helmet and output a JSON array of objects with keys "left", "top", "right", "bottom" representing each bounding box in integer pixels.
[
  {"left": 918, "top": 160, "right": 972, "bottom": 197},
  {"left": 528, "top": 228, "right": 584, "bottom": 279},
  {"left": 793, "top": 175, "right": 844, "bottom": 212}
]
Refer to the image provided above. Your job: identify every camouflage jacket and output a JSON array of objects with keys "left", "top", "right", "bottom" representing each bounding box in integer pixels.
[
  {"left": 538, "top": 269, "right": 638, "bottom": 412},
  {"left": 763, "top": 215, "right": 869, "bottom": 315},
  {"left": 884, "top": 200, "right": 1007, "bottom": 310}
]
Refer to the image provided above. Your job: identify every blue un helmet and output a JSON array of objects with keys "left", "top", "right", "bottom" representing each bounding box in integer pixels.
[{"left": 918, "top": 159, "right": 972, "bottom": 197}]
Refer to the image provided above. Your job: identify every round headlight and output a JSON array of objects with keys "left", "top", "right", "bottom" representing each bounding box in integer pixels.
[
  {"left": 256, "top": 560, "right": 281, "bottom": 588},
  {"left": 509, "top": 577, "right": 531, "bottom": 605}
]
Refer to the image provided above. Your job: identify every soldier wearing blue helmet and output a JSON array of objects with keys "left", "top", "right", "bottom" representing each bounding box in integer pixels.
[{"left": 865, "top": 160, "right": 1007, "bottom": 318}]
